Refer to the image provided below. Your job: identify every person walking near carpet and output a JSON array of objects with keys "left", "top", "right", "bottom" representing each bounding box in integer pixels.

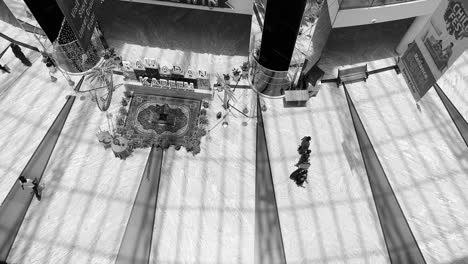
[
  {"left": 18, "top": 176, "right": 43, "bottom": 201},
  {"left": 11, "top": 43, "right": 32, "bottom": 66}
]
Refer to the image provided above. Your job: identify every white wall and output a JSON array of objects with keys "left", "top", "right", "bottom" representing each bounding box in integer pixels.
[
  {"left": 120, "top": 0, "right": 253, "bottom": 15},
  {"left": 331, "top": 0, "right": 441, "bottom": 28}
]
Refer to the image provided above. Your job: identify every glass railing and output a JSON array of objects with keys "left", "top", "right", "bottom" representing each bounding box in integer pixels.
[{"left": 339, "top": 0, "right": 419, "bottom": 10}]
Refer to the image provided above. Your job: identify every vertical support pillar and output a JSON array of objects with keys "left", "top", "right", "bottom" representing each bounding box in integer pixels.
[
  {"left": 396, "top": 15, "right": 430, "bottom": 55},
  {"left": 20, "top": 0, "right": 64, "bottom": 44},
  {"left": 251, "top": 0, "right": 307, "bottom": 97}
]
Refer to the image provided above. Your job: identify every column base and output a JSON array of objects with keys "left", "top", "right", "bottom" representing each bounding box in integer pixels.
[{"left": 249, "top": 52, "right": 291, "bottom": 98}]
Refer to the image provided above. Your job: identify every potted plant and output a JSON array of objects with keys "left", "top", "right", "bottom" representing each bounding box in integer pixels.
[
  {"left": 232, "top": 67, "right": 241, "bottom": 82},
  {"left": 159, "top": 136, "right": 171, "bottom": 149},
  {"left": 241, "top": 62, "right": 249, "bottom": 79},
  {"left": 119, "top": 106, "right": 128, "bottom": 116},
  {"left": 121, "top": 98, "right": 128, "bottom": 107},
  {"left": 198, "top": 116, "right": 209, "bottom": 126}
]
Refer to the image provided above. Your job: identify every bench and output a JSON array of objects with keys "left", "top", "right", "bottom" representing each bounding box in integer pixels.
[
  {"left": 338, "top": 64, "right": 368, "bottom": 84},
  {"left": 283, "top": 89, "right": 309, "bottom": 108}
]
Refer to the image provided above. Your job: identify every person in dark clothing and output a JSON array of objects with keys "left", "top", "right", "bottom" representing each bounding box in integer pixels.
[
  {"left": 42, "top": 52, "right": 57, "bottom": 82},
  {"left": 290, "top": 168, "right": 308, "bottom": 187},
  {"left": 296, "top": 172, "right": 308, "bottom": 188},
  {"left": 41, "top": 52, "right": 56, "bottom": 67},
  {"left": 290, "top": 168, "right": 305, "bottom": 182},
  {"left": 0, "top": 64, "right": 10, "bottom": 73},
  {"left": 298, "top": 136, "right": 311, "bottom": 154},
  {"left": 296, "top": 149, "right": 311, "bottom": 166},
  {"left": 18, "top": 176, "right": 42, "bottom": 201},
  {"left": 11, "top": 43, "right": 31, "bottom": 66}
]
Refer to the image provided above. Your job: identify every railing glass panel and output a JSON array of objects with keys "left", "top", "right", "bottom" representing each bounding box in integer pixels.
[{"left": 339, "top": 0, "right": 418, "bottom": 10}]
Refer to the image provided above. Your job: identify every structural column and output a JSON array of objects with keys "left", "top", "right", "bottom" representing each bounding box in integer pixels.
[
  {"left": 252, "top": 0, "right": 307, "bottom": 97},
  {"left": 396, "top": 15, "right": 430, "bottom": 55}
]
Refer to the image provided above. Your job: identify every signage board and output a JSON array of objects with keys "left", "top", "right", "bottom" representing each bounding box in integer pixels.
[
  {"left": 400, "top": 42, "right": 436, "bottom": 101},
  {"left": 399, "top": 0, "right": 468, "bottom": 101},
  {"left": 122, "top": 60, "right": 211, "bottom": 90},
  {"left": 56, "top": 0, "right": 105, "bottom": 50}
]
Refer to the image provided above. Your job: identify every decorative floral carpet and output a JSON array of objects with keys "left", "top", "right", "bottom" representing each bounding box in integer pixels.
[{"left": 126, "top": 94, "right": 201, "bottom": 144}]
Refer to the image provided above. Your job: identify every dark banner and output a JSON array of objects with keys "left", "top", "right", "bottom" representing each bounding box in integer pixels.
[
  {"left": 55, "top": 0, "right": 105, "bottom": 50},
  {"left": 400, "top": 42, "right": 436, "bottom": 101},
  {"left": 157, "top": 0, "right": 232, "bottom": 9}
]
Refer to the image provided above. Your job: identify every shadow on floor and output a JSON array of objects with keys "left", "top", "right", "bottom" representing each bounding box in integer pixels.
[
  {"left": 100, "top": 1, "right": 251, "bottom": 56},
  {"left": 448, "top": 256, "right": 468, "bottom": 264}
]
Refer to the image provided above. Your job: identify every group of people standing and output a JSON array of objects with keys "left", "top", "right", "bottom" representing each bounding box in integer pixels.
[{"left": 290, "top": 136, "right": 311, "bottom": 188}]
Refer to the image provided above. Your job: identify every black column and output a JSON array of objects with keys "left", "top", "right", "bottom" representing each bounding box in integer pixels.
[
  {"left": 251, "top": 0, "right": 307, "bottom": 97},
  {"left": 23, "top": 0, "right": 63, "bottom": 43},
  {"left": 259, "top": 0, "right": 307, "bottom": 71}
]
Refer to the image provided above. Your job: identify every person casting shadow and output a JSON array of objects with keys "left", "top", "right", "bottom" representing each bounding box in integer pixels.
[
  {"left": 298, "top": 136, "right": 311, "bottom": 154},
  {"left": 11, "top": 43, "right": 32, "bottom": 67},
  {"left": 18, "top": 176, "right": 42, "bottom": 201},
  {"left": 292, "top": 136, "right": 312, "bottom": 187},
  {"left": 290, "top": 168, "right": 308, "bottom": 188},
  {"left": 0, "top": 64, "right": 10, "bottom": 74},
  {"left": 295, "top": 149, "right": 311, "bottom": 168}
]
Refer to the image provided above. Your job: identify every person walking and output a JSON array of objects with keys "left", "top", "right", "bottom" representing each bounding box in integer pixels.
[
  {"left": 0, "top": 64, "right": 10, "bottom": 74},
  {"left": 10, "top": 43, "right": 32, "bottom": 66},
  {"left": 289, "top": 168, "right": 309, "bottom": 188},
  {"left": 298, "top": 136, "right": 311, "bottom": 154},
  {"left": 18, "top": 176, "right": 42, "bottom": 201},
  {"left": 295, "top": 149, "right": 311, "bottom": 166},
  {"left": 296, "top": 172, "right": 308, "bottom": 188},
  {"left": 42, "top": 52, "right": 57, "bottom": 82},
  {"left": 290, "top": 168, "right": 304, "bottom": 182}
]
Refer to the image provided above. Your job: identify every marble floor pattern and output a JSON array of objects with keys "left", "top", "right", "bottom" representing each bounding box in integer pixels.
[{"left": 1, "top": 7, "right": 468, "bottom": 264}]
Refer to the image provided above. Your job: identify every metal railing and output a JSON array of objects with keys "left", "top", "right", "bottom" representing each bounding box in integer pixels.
[{"left": 339, "top": 0, "right": 418, "bottom": 10}]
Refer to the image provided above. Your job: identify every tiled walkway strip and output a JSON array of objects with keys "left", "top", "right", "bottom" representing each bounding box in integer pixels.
[
  {"left": 433, "top": 83, "right": 468, "bottom": 148},
  {"left": 343, "top": 85, "right": 426, "bottom": 264},
  {"left": 255, "top": 96, "right": 287, "bottom": 264},
  {"left": 115, "top": 146, "right": 163, "bottom": 264},
  {"left": 0, "top": 94, "right": 77, "bottom": 261}
]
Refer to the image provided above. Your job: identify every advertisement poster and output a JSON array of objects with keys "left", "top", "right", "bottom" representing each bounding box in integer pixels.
[
  {"left": 400, "top": 0, "right": 468, "bottom": 101},
  {"left": 400, "top": 42, "right": 436, "bottom": 101},
  {"left": 56, "top": 0, "right": 105, "bottom": 50}
]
